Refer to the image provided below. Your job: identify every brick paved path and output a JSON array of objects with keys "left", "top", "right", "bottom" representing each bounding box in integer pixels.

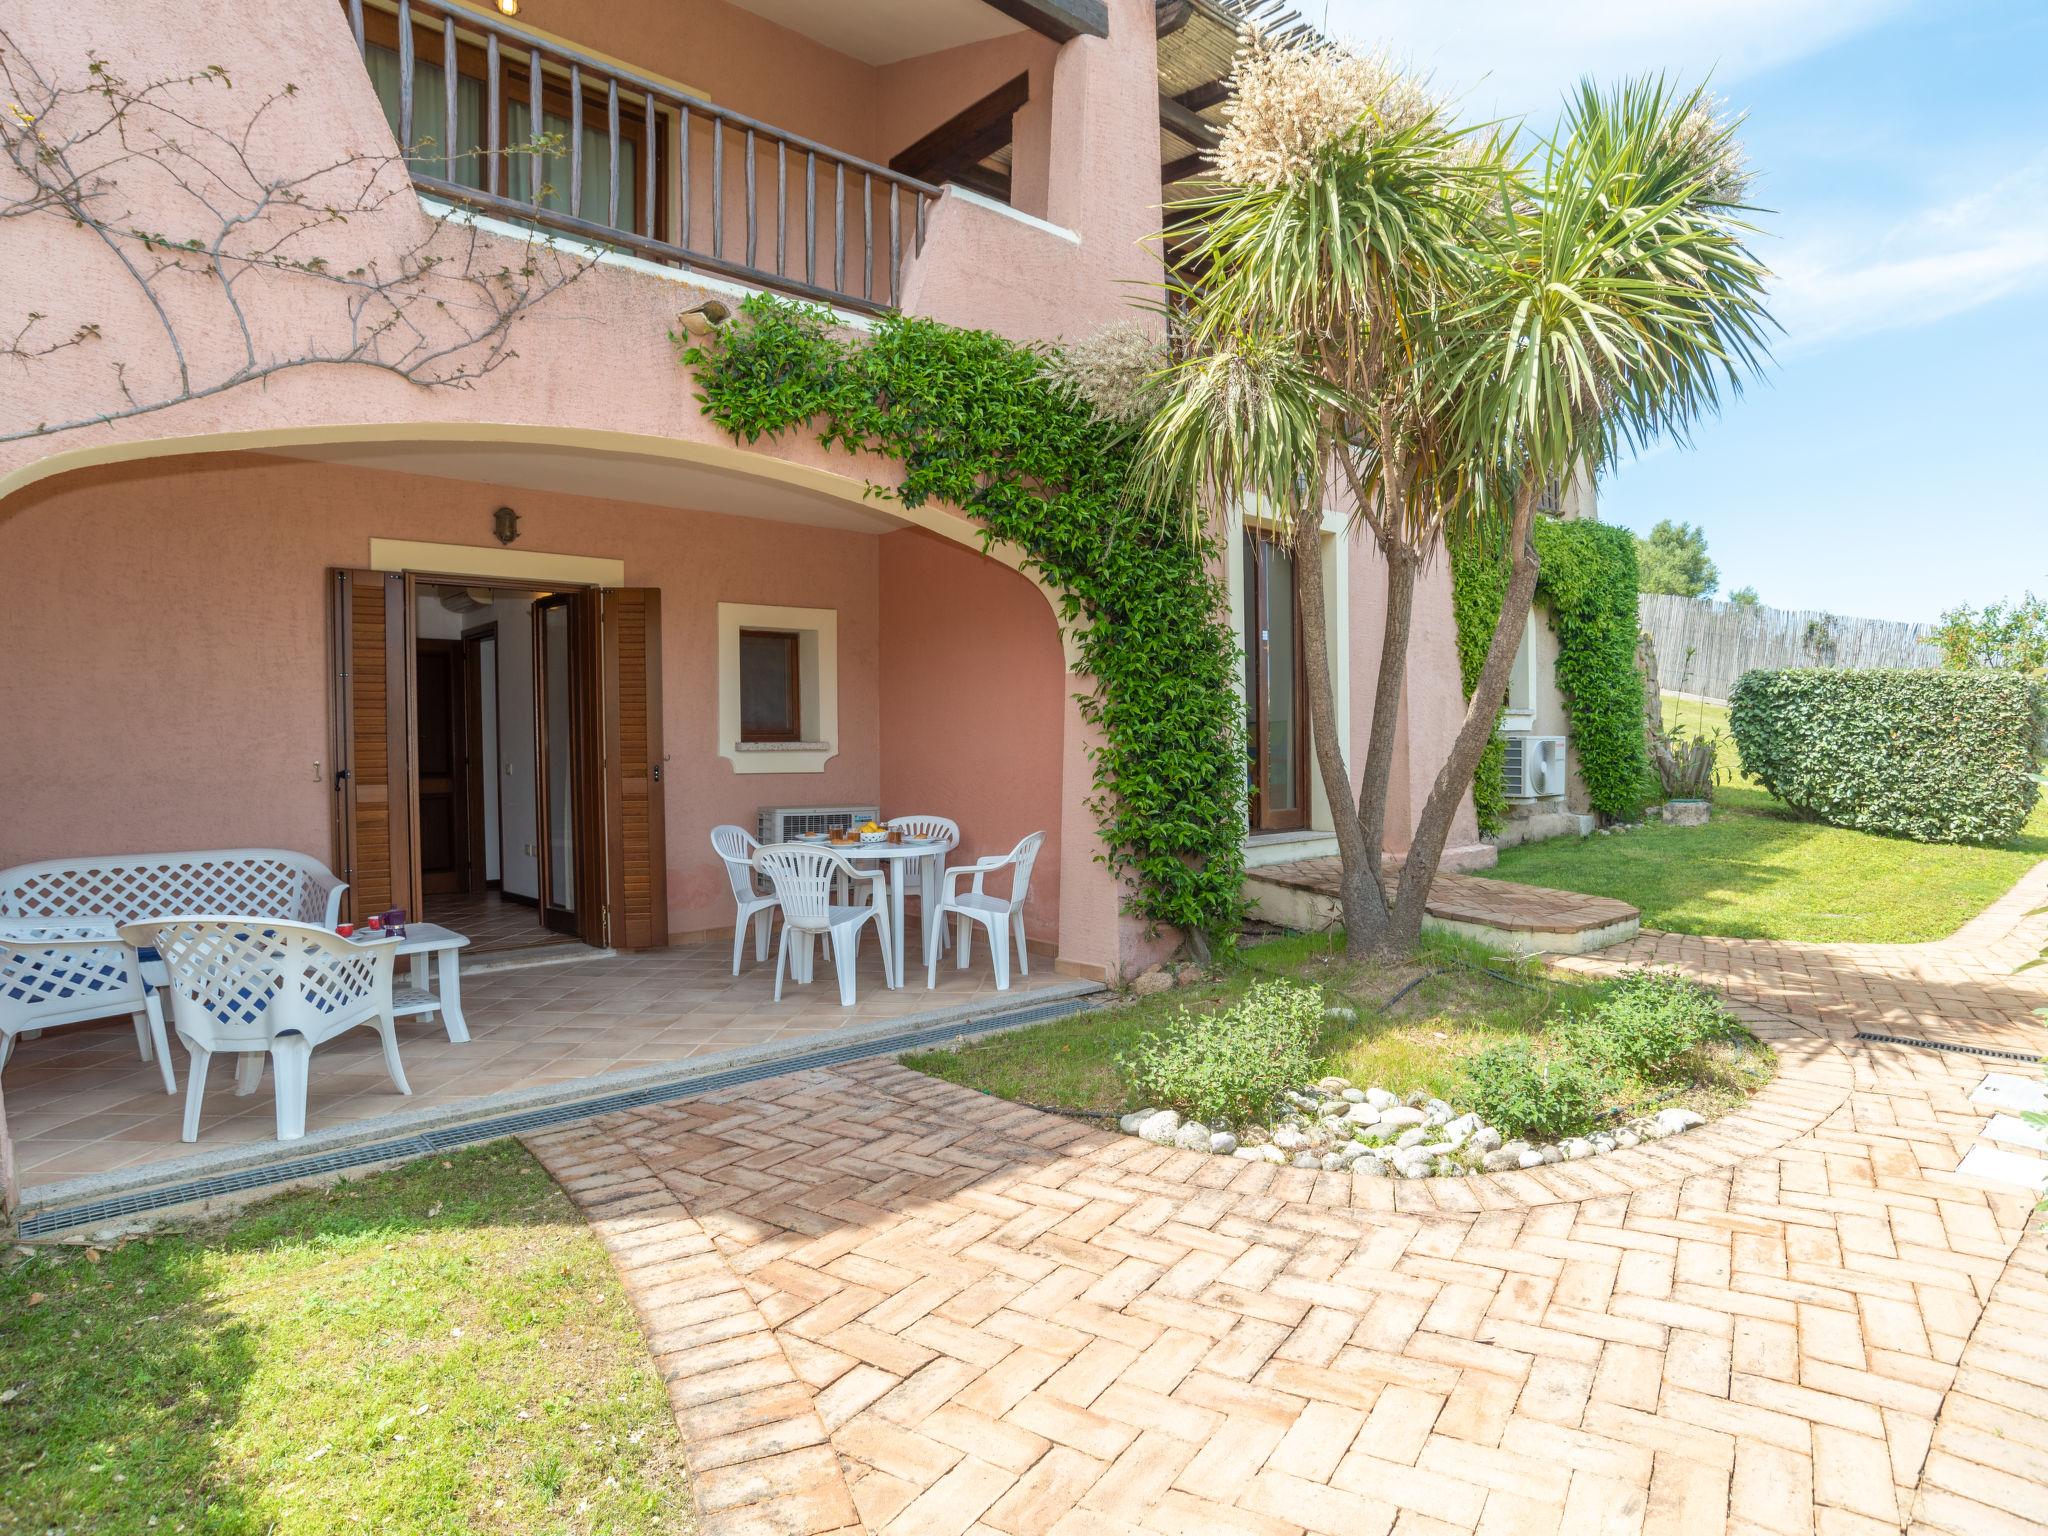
[{"left": 527, "top": 865, "right": 2048, "bottom": 1536}]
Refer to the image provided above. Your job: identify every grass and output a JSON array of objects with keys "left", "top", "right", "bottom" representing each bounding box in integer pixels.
[
  {"left": 904, "top": 930, "right": 1771, "bottom": 1131},
  {"left": 1479, "top": 693, "right": 2048, "bottom": 945},
  {"left": 0, "top": 1143, "right": 691, "bottom": 1536}
]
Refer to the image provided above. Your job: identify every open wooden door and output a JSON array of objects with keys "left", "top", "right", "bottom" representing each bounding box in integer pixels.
[
  {"left": 601, "top": 588, "right": 667, "bottom": 950},
  {"left": 329, "top": 568, "right": 417, "bottom": 923}
]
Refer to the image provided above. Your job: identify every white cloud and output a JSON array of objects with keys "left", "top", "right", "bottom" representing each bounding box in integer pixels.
[
  {"left": 1770, "top": 152, "right": 2048, "bottom": 348},
  {"left": 1320, "top": 0, "right": 1909, "bottom": 118}
]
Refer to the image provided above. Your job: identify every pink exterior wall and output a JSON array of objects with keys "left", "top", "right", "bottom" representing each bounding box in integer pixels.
[
  {"left": 877, "top": 528, "right": 1064, "bottom": 940},
  {"left": 896, "top": 0, "right": 1166, "bottom": 344},
  {"left": 1340, "top": 511, "right": 1487, "bottom": 863}
]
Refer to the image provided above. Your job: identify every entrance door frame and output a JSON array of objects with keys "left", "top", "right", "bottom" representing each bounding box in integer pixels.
[
  {"left": 334, "top": 569, "right": 614, "bottom": 946},
  {"left": 1244, "top": 530, "right": 1311, "bottom": 833},
  {"left": 459, "top": 621, "right": 498, "bottom": 896}
]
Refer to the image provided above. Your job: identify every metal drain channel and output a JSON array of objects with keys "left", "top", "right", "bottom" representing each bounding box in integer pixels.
[
  {"left": 18, "top": 994, "right": 1098, "bottom": 1239},
  {"left": 1852, "top": 1031, "right": 2043, "bottom": 1066}
]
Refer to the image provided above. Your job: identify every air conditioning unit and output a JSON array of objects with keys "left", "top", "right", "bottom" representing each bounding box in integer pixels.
[
  {"left": 757, "top": 804, "right": 881, "bottom": 843},
  {"left": 1502, "top": 735, "right": 1567, "bottom": 799}
]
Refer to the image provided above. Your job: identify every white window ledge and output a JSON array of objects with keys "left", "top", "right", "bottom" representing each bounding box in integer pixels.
[{"left": 718, "top": 602, "right": 839, "bottom": 775}]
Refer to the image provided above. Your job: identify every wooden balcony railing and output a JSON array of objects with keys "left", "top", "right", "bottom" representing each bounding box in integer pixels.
[{"left": 344, "top": 0, "right": 941, "bottom": 313}]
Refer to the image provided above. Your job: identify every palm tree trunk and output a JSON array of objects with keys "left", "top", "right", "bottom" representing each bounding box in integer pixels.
[
  {"left": 1289, "top": 511, "right": 1389, "bottom": 953},
  {"left": 1354, "top": 541, "right": 1417, "bottom": 872},
  {"left": 1384, "top": 485, "right": 1541, "bottom": 953}
]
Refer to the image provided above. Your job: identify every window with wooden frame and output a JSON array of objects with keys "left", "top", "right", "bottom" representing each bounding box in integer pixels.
[
  {"left": 738, "top": 629, "right": 802, "bottom": 743},
  {"left": 356, "top": 5, "right": 668, "bottom": 237}
]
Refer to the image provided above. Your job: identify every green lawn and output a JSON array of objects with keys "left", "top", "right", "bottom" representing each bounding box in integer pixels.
[
  {"left": 905, "top": 931, "right": 1769, "bottom": 1129},
  {"left": 0, "top": 1143, "right": 691, "bottom": 1536},
  {"left": 1480, "top": 693, "right": 2048, "bottom": 944}
]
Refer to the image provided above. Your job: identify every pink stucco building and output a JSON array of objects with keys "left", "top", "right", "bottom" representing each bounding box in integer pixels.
[{"left": 0, "top": 0, "right": 1486, "bottom": 993}]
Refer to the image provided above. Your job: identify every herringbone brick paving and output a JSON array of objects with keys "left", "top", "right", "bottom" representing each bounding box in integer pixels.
[{"left": 527, "top": 863, "right": 2048, "bottom": 1535}]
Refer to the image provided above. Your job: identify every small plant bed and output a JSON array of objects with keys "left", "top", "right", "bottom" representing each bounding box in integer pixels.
[
  {"left": 905, "top": 933, "right": 1772, "bottom": 1179},
  {"left": 0, "top": 1142, "right": 691, "bottom": 1534}
]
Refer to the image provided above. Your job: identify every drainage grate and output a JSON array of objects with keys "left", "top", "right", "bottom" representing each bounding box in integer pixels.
[
  {"left": 1853, "top": 1031, "right": 2043, "bottom": 1066},
  {"left": 18, "top": 993, "right": 1097, "bottom": 1238}
]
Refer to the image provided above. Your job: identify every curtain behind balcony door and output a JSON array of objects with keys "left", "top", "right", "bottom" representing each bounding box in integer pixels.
[
  {"left": 506, "top": 100, "right": 639, "bottom": 231},
  {"left": 364, "top": 42, "right": 487, "bottom": 190}
]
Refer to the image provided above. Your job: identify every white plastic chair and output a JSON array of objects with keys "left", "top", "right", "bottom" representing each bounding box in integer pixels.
[
  {"left": 711, "top": 825, "right": 779, "bottom": 975},
  {"left": 885, "top": 815, "right": 960, "bottom": 958},
  {"left": 752, "top": 844, "right": 897, "bottom": 1007},
  {"left": 928, "top": 832, "right": 1044, "bottom": 992},
  {"left": 124, "top": 917, "right": 407, "bottom": 1143},
  {"left": 0, "top": 922, "right": 176, "bottom": 1093}
]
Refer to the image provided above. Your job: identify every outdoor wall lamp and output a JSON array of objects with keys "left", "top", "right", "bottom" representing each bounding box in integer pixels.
[
  {"left": 493, "top": 506, "right": 521, "bottom": 545},
  {"left": 496, "top": 0, "right": 520, "bottom": 16}
]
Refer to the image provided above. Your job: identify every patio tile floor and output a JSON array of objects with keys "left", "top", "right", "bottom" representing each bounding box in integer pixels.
[{"left": 2, "top": 936, "right": 1076, "bottom": 1189}]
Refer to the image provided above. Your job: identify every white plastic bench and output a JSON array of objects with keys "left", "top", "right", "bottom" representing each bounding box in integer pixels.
[
  {"left": 0, "top": 848, "right": 346, "bottom": 933},
  {"left": 0, "top": 849, "right": 349, "bottom": 1082}
]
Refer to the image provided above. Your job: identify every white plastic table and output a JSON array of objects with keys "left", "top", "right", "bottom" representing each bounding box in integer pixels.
[
  {"left": 803, "top": 838, "right": 947, "bottom": 990},
  {"left": 347, "top": 921, "right": 473, "bottom": 1041}
]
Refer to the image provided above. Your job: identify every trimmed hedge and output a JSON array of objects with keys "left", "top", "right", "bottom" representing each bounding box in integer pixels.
[{"left": 1728, "top": 669, "right": 2044, "bottom": 844}]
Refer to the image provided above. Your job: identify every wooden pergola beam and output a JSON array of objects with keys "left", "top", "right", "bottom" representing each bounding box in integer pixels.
[
  {"left": 981, "top": 0, "right": 1109, "bottom": 42},
  {"left": 1174, "top": 79, "right": 1231, "bottom": 112},
  {"left": 1161, "top": 151, "right": 1210, "bottom": 184},
  {"left": 1159, "top": 92, "right": 1219, "bottom": 148}
]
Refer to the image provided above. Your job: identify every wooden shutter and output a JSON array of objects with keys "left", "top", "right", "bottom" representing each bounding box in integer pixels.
[
  {"left": 601, "top": 588, "right": 668, "bottom": 949},
  {"left": 328, "top": 569, "right": 416, "bottom": 923}
]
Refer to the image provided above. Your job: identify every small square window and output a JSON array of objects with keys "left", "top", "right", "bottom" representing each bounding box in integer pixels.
[{"left": 739, "top": 629, "right": 802, "bottom": 742}]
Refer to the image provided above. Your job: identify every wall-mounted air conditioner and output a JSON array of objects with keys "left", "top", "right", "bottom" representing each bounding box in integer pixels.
[
  {"left": 1502, "top": 735, "right": 1567, "bottom": 799},
  {"left": 757, "top": 804, "right": 881, "bottom": 843}
]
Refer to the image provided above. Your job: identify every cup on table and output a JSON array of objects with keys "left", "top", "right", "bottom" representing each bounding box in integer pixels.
[{"left": 336, "top": 923, "right": 355, "bottom": 938}]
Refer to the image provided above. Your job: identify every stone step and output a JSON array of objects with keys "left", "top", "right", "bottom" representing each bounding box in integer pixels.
[
  {"left": 1971, "top": 1072, "right": 2048, "bottom": 1115},
  {"left": 1954, "top": 1144, "right": 2048, "bottom": 1195},
  {"left": 1983, "top": 1113, "right": 2048, "bottom": 1153}
]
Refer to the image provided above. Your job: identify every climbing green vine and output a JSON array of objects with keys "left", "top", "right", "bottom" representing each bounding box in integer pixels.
[
  {"left": 678, "top": 295, "right": 1247, "bottom": 942},
  {"left": 1451, "top": 518, "right": 1652, "bottom": 824}
]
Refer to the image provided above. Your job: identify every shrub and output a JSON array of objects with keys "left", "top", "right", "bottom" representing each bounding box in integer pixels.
[
  {"left": 1730, "top": 668, "right": 2043, "bottom": 844},
  {"left": 1561, "top": 970, "right": 1731, "bottom": 1079},
  {"left": 1460, "top": 1039, "right": 1609, "bottom": 1142},
  {"left": 1120, "top": 980, "right": 1323, "bottom": 1127}
]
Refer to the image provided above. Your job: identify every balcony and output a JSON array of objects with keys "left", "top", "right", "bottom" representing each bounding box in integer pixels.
[{"left": 344, "top": 0, "right": 952, "bottom": 313}]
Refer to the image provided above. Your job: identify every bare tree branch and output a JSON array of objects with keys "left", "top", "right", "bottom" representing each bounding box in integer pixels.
[{"left": 0, "top": 30, "right": 597, "bottom": 443}]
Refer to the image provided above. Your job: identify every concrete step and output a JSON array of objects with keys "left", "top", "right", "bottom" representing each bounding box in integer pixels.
[
  {"left": 1984, "top": 1113, "right": 2048, "bottom": 1153},
  {"left": 1971, "top": 1072, "right": 2048, "bottom": 1115},
  {"left": 1954, "top": 1144, "right": 2048, "bottom": 1195}
]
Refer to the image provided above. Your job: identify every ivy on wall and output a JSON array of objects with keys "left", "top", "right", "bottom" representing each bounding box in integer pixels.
[
  {"left": 1451, "top": 518, "right": 1653, "bottom": 825},
  {"left": 1533, "top": 518, "right": 1655, "bottom": 819},
  {"left": 679, "top": 295, "right": 1247, "bottom": 943}
]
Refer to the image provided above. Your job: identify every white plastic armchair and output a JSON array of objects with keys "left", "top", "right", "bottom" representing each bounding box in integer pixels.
[
  {"left": 711, "top": 825, "right": 779, "bottom": 975},
  {"left": 928, "top": 832, "right": 1044, "bottom": 992},
  {"left": 123, "top": 917, "right": 408, "bottom": 1144},
  {"left": 885, "top": 814, "right": 961, "bottom": 958},
  {"left": 0, "top": 922, "right": 176, "bottom": 1093},
  {"left": 752, "top": 844, "right": 897, "bottom": 1007}
]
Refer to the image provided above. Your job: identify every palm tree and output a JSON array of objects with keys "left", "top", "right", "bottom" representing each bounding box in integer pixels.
[{"left": 1142, "top": 48, "right": 1771, "bottom": 958}]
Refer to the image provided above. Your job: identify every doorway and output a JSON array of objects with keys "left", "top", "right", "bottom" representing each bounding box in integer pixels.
[
  {"left": 330, "top": 569, "right": 667, "bottom": 956},
  {"left": 1244, "top": 530, "right": 1310, "bottom": 833},
  {"left": 411, "top": 583, "right": 569, "bottom": 953}
]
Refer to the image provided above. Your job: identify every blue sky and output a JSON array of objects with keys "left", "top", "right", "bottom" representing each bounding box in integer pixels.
[{"left": 1329, "top": 0, "right": 2048, "bottom": 623}]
